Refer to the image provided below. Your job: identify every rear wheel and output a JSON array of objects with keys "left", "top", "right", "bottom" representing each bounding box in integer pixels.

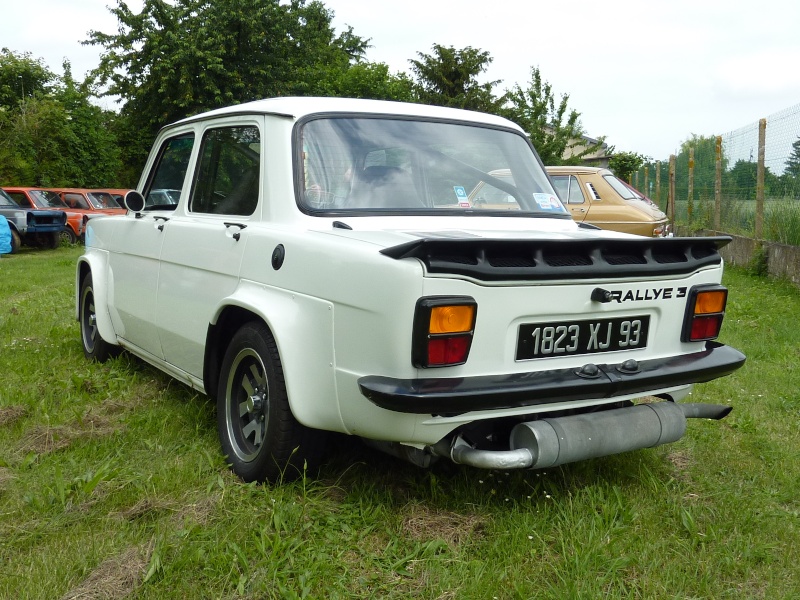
[
  {"left": 217, "top": 321, "right": 324, "bottom": 482},
  {"left": 79, "top": 273, "right": 118, "bottom": 361}
]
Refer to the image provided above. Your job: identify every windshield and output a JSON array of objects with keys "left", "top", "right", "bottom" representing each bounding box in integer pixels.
[
  {"left": 0, "top": 189, "right": 19, "bottom": 207},
  {"left": 30, "top": 190, "right": 67, "bottom": 208},
  {"left": 87, "top": 192, "right": 119, "bottom": 209},
  {"left": 297, "top": 116, "right": 566, "bottom": 217},
  {"left": 603, "top": 174, "right": 639, "bottom": 200}
]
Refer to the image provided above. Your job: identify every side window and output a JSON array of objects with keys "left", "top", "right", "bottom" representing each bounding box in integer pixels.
[
  {"left": 190, "top": 126, "right": 260, "bottom": 216},
  {"left": 551, "top": 175, "right": 586, "bottom": 204},
  {"left": 144, "top": 133, "right": 195, "bottom": 208},
  {"left": 64, "top": 193, "right": 89, "bottom": 209}
]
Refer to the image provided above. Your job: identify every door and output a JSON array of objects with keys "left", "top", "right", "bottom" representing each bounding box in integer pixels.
[
  {"left": 156, "top": 123, "right": 262, "bottom": 377},
  {"left": 107, "top": 132, "right": 195, "bottom": 359}
]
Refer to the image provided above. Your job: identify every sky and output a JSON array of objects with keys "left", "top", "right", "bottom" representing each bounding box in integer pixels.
[{"left": 3, "top": 0, "right": 800, "bottom": 162}]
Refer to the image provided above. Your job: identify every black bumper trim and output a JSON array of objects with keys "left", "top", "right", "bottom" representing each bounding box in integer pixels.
[{"left": 358, "top": 343, "right": 745, "bottom": 415}]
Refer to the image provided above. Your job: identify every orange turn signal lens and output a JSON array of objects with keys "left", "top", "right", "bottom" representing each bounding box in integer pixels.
[
  {"left": 694, "top": 289, "right": 727, "bottom": 314},
  {"left": 429, "top": 305, "right": 475, "bottom": 334}
]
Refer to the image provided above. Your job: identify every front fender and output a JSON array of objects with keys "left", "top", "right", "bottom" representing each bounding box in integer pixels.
[
  {"left": 211, "top": 280, "right": 346, "bottom": 434},
  {"left": 76, "top": 252, "right": 118, "bottom": 348}
]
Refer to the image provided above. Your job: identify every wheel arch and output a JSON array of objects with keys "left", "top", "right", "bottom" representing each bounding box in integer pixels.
[
  {"left": 76, "top": 254, "right": 117, "bottom": 346},
  {"left": 204, "top": 285, "right": 344, "bottom": 433}
]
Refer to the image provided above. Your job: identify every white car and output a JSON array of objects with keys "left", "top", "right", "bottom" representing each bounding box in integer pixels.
[{"left": 76, "top": 97, "right": 745, "bottom": 482}]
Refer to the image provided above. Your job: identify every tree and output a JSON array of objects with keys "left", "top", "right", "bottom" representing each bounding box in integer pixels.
[
  {"left": 785, "top": 136, "right": 800, "bottom": 178},
  {"left": 609, "top": 151, "right": 649, "bottom": 183},
  {"left": 86, "top": 0, "right": 369, "bottom": 171},
  {"left": 502, "top": 67, "right": 604, "bottom": 165},
  {"left": 409, "top": 44, "right": 504, "bottom": 113},
  {"left": 335, "top": 62, "right": 414, "bottom": 102},
  {"left": 0, "top": 48, "right": 55, "bottom": 109},
  {"left": 0, "top": 52, "right": 122, "bottom": 186}
]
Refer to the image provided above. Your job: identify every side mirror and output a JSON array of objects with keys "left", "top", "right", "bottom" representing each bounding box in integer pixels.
[{"left": 124, "top": 190, "right": 146, "bottom": 213}]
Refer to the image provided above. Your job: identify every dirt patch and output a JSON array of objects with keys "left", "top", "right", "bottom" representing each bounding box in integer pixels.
[
  {"left": 18, "top": 412, "right": 119, "bottom": 456},
  {"left": 0, "top": 405, "right": 27, "bottom": 426},
  {"left": 401, "top": 503, "right": 486, "bottom": 548},
  {"left": 60, "top": 542, "right": 153, "bottom": 600}
]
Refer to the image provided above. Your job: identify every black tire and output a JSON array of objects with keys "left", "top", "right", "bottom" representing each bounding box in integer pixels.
[
  {"left": 60, "top": 227, "right": 78, "bottom": 245},
  {"left": 217, "top": 321, "right": 324, "bottom": 483},
  {"left": 79, "top": 273, "right": 118, "bottom": 362},
  {"left": 9, "top": 229, "right": 21, "bottom": 254}
]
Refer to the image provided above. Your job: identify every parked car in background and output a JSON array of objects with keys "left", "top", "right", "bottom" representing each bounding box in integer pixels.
[
  {"left": 3, "top": 187, "right": 84, "bottom": 244},
  {"left": 0, "top": 188, "right": 67, "bottom": 252},
  {"left": 546, "top": 166, "right": 669, "bottom": 237},
  {"left": 93, "top": 188, "right": 135, "bottom": 208},
  {"left": 44, "top": 188, "right": 126, "bottom": 234},
  {"left": 78, "top": 97, "right": 744, "bottom": 483}
]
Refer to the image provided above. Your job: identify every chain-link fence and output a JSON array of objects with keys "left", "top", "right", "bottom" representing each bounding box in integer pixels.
[{"left": 632, "top": 102, "right": 800, "bottom": 246}]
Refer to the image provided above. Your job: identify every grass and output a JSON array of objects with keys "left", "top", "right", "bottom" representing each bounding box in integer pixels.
[
  {"left": 670, "top": 196, "right": 800, "bottom": 245},
  {"left": 1, "top": 246, "right": 799, "bottom": 599}
]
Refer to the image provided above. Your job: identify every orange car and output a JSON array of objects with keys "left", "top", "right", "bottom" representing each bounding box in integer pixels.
[{"left": 3, "top": 187, "right": 84, "bottom": 244}]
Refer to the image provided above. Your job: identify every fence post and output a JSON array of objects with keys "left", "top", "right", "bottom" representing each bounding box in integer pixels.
[
  {"left": 669, "top": 155, "right": 676, "bottom": 228},
  {"left": 644, "top": 166, "right": 649, "bottom": 198},
  {"left": 656, "top": 161, "right": 661, "bottom": 209},
  {"left": 688, "top": 147, "right": 695, "bottom": 223},
  {"left": 715, "top": 136, "right": 722, "bottom": 231},
  {"left": 756, "top": 118, "right": 766, "bottom": 239}
]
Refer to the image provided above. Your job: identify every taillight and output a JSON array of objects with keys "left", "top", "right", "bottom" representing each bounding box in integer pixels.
[
  {"left": 412, "top": 297, "right": 477, "bottom": 368},
  {"left": 682, "top": 285, "right": 728, "bottom": 342}
]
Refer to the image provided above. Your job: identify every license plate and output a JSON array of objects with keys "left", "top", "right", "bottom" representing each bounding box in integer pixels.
[{"left": 516, "top": 316, "right": 650, "bottom": 360}]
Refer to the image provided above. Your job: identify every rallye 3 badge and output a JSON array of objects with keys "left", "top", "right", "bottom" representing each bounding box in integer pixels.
[{"left": 592, "top": 286, "right": 688, "bottom": 303}]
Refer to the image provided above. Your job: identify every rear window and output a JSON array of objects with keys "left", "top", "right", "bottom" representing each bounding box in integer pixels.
[{"left": 297, "top": 116, "right": 566, "bottom": 217}]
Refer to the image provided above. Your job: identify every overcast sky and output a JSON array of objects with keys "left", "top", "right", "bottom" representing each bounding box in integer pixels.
[{"left": 3, "top": 0, "right": 800, "bottom": 161}]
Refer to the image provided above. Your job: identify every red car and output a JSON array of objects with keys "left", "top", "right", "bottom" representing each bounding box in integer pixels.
[
  {"left": 44, "top": 188, "right": 127, "bottom": 235},
  {"left": 3, "top": 187, "right": 84, "bottom": 244}
]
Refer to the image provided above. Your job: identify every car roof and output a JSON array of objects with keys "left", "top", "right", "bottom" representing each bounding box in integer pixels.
[
  {"left": 545, "top": 166, "right": 612, "bottom": 176},
  {"left": 172, "top": 96, "right": 523, "bottom": 132}
]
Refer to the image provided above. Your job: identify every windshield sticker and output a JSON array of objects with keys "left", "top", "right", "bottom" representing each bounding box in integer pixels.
[
  {"left": 533, "top": 193, "right": 565, "bottom": 211},
  {"left": 453, "top": 186, "right": 471, "bottom": 207}
]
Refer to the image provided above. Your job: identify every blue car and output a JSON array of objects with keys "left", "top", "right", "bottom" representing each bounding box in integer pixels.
[{"left": 0, "top": 188, "right": 67, "bottom": 252}]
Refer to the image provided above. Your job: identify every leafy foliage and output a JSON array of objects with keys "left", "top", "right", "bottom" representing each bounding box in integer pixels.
[
  {"left": 0, "top": 52, "right": 122, "bottom": 187},
  {"left": 503, "top": 67, "right": 604, "bottom": 166},
  {"left": 608, "top": 151, "right": 649, "bottom": 183},
  {"left": 409, "top": 44, "right": 504, "bottom": 113},
  {"left": 85, "top": 0, "right": 369, "bottom": 173}
]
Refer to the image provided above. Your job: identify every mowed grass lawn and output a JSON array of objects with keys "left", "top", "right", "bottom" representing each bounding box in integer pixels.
[{"left": 1, "top": 245, "right": 798, "bottom": 599}]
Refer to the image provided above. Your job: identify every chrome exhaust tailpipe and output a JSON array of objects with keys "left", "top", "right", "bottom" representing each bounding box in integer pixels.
[{"left": 435, "top": 402, "right": 732, "bottom": 470}]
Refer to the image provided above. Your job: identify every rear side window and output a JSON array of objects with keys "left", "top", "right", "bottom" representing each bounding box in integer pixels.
[
  {"left": 190, "top": 126, "right": 261, "bottom": 216},
  {"left": 144, "top": 133, "right": 195, "bottom": 209},
  {"left": 551, "top": 175, "right": 586, "bottom": 204}
]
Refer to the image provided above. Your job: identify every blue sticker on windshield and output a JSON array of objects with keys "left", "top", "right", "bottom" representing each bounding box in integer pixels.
[{"left": 533, "top": 193, "right": 565, "bottom": 211}]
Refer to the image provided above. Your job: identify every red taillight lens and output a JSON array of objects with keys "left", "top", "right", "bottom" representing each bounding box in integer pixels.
[
  {"left": 427, "top": 336, "right": 471, "bottom": 366},
  {"left": 412, "top": 297, "right": 477, "bottom": 368},
  {"left": 682, "top": 285, "right": 728, "bottom": 342}
]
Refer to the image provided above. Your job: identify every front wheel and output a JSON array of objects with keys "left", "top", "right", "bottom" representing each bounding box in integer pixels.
[
  {"left": 79, "top": 273, "right": 118, "bottom": 362},
  {"left": 217, "top": 321, "right": 324, "bottom": 483}
]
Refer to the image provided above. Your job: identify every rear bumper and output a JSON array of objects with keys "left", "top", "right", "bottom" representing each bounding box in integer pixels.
[{"left": 358, "top": 342, "right": 745, "bottom": 415}]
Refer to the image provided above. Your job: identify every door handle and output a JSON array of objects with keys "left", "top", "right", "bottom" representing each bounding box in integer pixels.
[
  {"left": 153, "top": 215, "right": 169, "bottom": 231},
  {"left": 224, "top": 222, "right": 247, "bottom": 241}
]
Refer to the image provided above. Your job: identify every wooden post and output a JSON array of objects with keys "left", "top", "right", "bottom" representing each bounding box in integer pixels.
[
  {"left": 688, "top": 147, "right": 695, "bottom": 223},
  {"left": 656, "top": 161, "right": 661, "bottom": 209},
  {"left": 715, "top": 136, "right": 722, "bottom": 231},
  {"left": 644, "top": 166, "right": 649, "bottom": 198},
  {"left": 669, "top": 155, "right": 676, "bottom": 229},
  {"left": 756, "top": 118, "right": 766, "bottom": 239}
]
